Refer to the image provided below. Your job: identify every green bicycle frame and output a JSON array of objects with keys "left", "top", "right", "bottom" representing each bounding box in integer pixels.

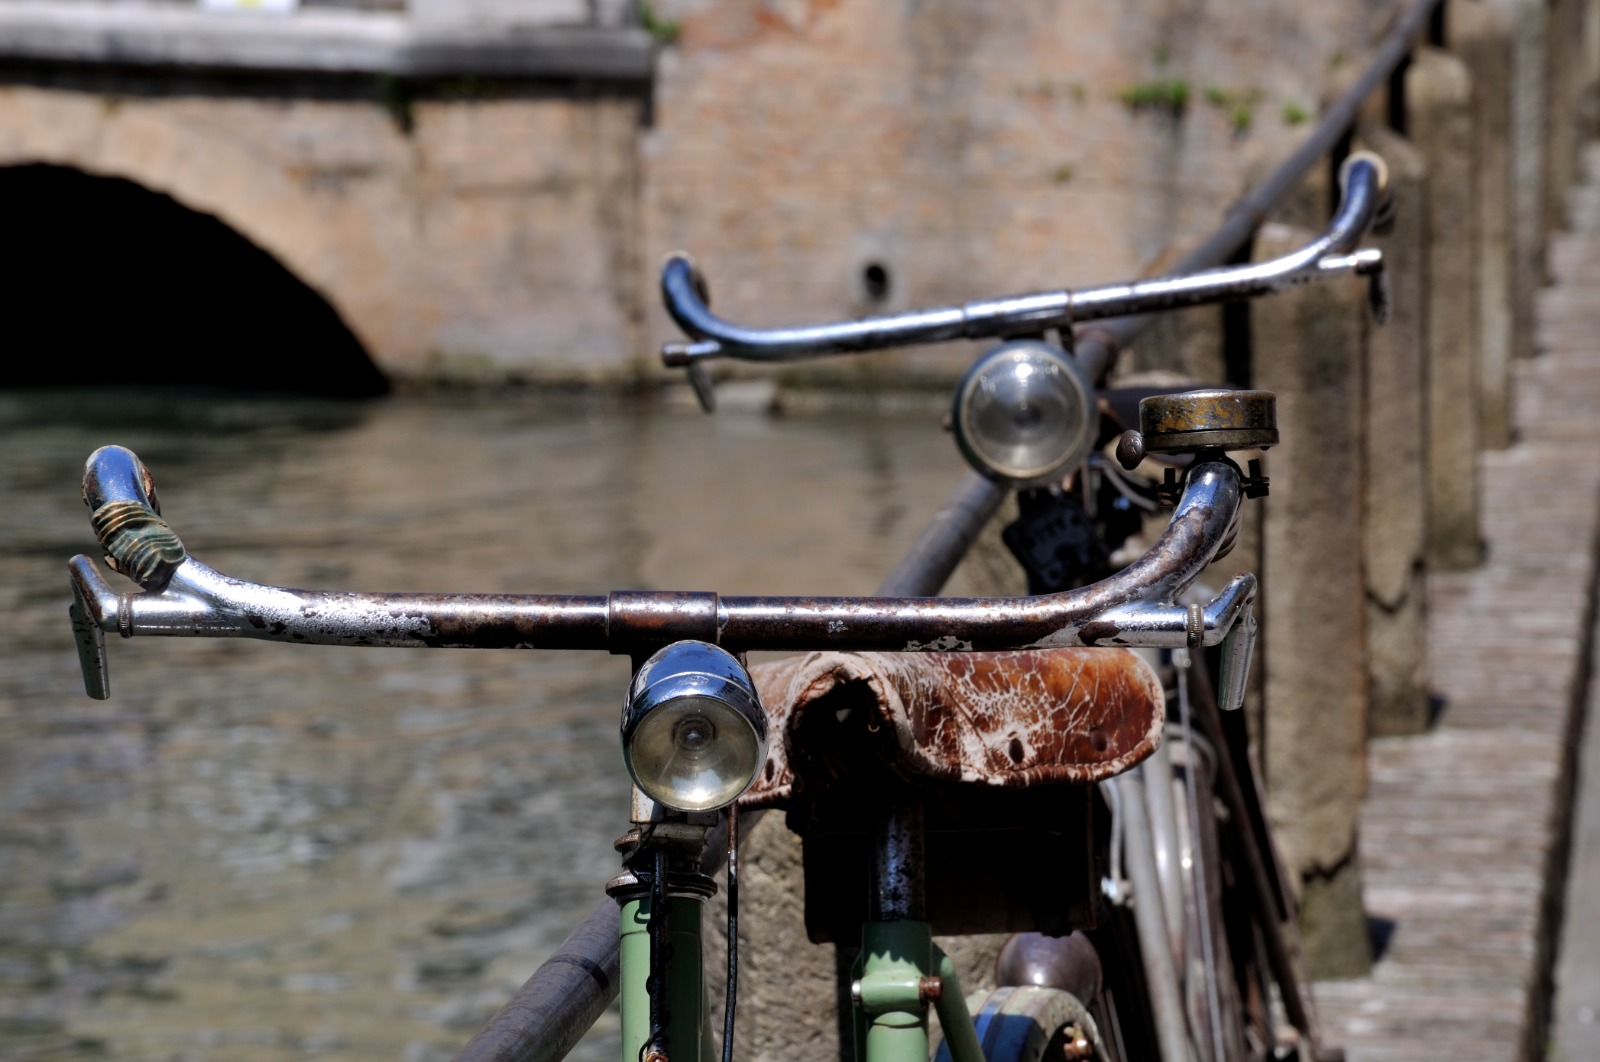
[
  {"left": 620, "top": 901, "right": 986, "bottom": 1062},
  {"left": 620, "top": 895, "right": 715, "bottom": 1062}
]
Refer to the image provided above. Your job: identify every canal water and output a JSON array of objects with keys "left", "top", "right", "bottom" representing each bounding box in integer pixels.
[{"left": 0, "top": 390, "right": 990, "bottom": 1062}]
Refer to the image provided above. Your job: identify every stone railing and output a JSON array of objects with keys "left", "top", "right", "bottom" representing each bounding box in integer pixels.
[
  {"left": 1156, "top": 0, "right": 1599, "bottom": 979},
  {"left": 0, "top": 0, "right": 650, "bottom": 78}
]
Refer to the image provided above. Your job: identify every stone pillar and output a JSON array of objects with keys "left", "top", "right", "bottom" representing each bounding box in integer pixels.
[
  {"left": 1458, "top": 1, "right": 1517, "bottom": 451},
  {"left": 702, "top": 816, "right": 842, "bottom": 1062},
  {"left": 1583, "top": 0, "right": 1600, "bottom": 137},
  {"left": 1407, "top": 47, "right": 1484, "bottom": 571},
  {"left": 1252, "top": 222, "right": 1371, "bottom": 979},
  {"left": 1491, "top": 0, "right": 1549, "bottom": 358},
  {"left": 1356, "top": 125, "right": 1432, "bottom": 738},
  {"left": 1547, "top": 0, "right": 1584, "bottom": 232}
]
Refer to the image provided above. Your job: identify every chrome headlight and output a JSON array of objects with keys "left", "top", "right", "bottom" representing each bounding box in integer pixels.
[
  {"left": 622, "top": 641, "right": 767, "bottom": 813},
  {"left": 952, "top": 340, "right": 1097, "bottom": 487}
]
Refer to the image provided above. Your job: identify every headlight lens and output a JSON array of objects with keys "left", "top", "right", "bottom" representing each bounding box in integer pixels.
[
  {"left": 622, "top": 641, "right": 767, "bottom": 813},
  {"left": 952, "top": 340, "right": 1096, "bottom": 487}
]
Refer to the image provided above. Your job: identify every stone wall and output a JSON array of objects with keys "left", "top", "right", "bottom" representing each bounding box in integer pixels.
[
  {"left": 0, "top": 0, "right": 1398, "bottom": 388},
  {"left": 0, "top": 84, "right": 647, "bottom": 384},
  {"left": 640, "top": 0, "right": 1391, "bottom": 387}
]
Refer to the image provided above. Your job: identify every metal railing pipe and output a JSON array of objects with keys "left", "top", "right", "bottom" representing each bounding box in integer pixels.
[
  {"left": 875, "top": 472, "right": 1008, "bottom": 597},
  {"left": 452, "top": 902, "right": 621, "bottom": 1062}
]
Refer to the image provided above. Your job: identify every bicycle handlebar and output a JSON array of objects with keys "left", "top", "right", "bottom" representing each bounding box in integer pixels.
[
  {"left": 68, "top": 445, "right": 1255, "bottom": 699},
  {"left": 660, "top": 153, "right": 1388, "bottom": 367}
]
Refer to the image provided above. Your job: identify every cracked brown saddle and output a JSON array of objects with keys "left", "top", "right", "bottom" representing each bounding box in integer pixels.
[{"left": 744, "top": 647, "right": 1165, "bottom": 941}]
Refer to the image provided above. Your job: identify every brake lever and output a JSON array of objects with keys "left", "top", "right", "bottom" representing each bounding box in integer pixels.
[
  {"left": 686, "top": 361, "right": 716, "bottom": 413},
  {"left": 68, "top": 555, "right": 116, "bottom": 699},
  {"left": 70, "top": 444, "right": 192, "bottom": 698}
]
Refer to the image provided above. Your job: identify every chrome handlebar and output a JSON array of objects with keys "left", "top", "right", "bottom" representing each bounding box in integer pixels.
[
  {"left": 660, "top": 153, "right": 1389, "bottom": 367},
  {"left": 68, "top": 445, "right": 1255, "bottom": 700}
]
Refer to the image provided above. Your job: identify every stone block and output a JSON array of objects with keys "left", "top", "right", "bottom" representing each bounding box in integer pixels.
[
  {"left": 1407, "top": 47, "right": 1484, "bottom": 571},
  {"left": 410, "top": 0, "right": 590, "bottom": 30},
  {"left": 701, "top": 814, "right": 846, "bottom": 1062},
  {"left": 1299, "top": 849, "right": 1374, "bottom": 980},
  {"left": 1488, "top": 0, "right": 1547, "bottom": 359},
  {"left": 1545, "top": 0, "right": 1586, "bottom": 232},
  {"left": 1457, "top": 1, "right": 1517, "bottom": 452},
  {"left": 1251, "top": 220, "right": 1370, "bottom": 975},
  {"left": 1355, "top": 124, "right": 1431, "bottom": 738}
]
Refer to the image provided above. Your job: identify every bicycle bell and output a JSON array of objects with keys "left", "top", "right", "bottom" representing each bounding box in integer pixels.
[
  {"left": 951, "top": 339, "right": 1097, "bottom": 487},
  {"left": 622, "top": 640, "right": 768, "bottom": 813},
  {"left": 1116, "top": 388, "right": 1278, "bottom": 469}
]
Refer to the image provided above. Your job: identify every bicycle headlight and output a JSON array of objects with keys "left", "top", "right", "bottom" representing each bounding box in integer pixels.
[
  {"left": 952, "top": 340, "right": 1096, "bottom": 487},
  {"left": 622, "top": 640, "right": 767, "bottom": 813}
]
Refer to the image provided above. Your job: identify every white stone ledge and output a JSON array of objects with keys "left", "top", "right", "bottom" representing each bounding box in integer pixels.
[{"left": 0, "top": 0, "right": 654, "bottom": 79}]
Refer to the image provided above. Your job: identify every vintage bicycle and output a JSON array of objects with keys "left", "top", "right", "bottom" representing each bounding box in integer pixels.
[{"left": 65, "top": 154, "right": 1389, "bottom": 1062}]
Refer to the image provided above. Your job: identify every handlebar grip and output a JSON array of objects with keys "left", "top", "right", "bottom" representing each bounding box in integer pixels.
[
  {"left": 1343, "top": 149, "right": 1395, "bottom": 235},
  {"left": 1339, "top": 150, "right": 1389, "bottom": 198},
  {"left": 82, "top": 445, "right": 186, "bottom": 591}
]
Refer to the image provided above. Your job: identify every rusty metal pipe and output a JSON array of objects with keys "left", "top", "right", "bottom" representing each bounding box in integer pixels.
[
  {"left": 451, "top": 901, "right": 621, "bottom": 1062},
  {"left": 875, "top": 472, "right": 1008, "bottom": 597}
]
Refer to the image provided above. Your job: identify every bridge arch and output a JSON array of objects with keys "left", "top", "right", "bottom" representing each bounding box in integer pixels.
[{"left": 0, "top": 162, "right": 388, "bottom": 397}]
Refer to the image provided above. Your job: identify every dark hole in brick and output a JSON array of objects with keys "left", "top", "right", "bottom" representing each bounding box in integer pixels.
[{"left": 862, "top": 262, "right": 891, "bottom": 302}]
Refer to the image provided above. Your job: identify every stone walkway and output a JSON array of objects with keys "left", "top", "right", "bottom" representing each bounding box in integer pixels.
[{"left": 1309, "top": 145, "right": 1600, "bottom": 1061}]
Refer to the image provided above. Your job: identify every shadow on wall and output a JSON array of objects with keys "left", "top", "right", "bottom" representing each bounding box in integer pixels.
[{"left": 0, "top": 163, "right": 388, "bottom": 398}]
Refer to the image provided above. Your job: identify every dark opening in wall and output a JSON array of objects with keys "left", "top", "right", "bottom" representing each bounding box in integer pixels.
[
  {"left": 0, "top": 164, "right": 389, "bottom": 398},
  {"left": 861, "top": 262, "right": 891, "bottom": 303}
]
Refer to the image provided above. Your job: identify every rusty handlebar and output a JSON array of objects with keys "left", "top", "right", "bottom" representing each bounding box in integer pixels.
[{"left": 68, "top": 444, "right": 1254, "bottom": 699}]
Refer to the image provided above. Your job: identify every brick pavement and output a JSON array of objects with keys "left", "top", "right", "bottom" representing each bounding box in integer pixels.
[{"left": 1310, "top": 143, "right": 1600, "bottom": 1061}]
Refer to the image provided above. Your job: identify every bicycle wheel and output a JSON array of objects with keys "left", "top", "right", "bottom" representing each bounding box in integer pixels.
[{"left": 934, "top": 986, "right": 1106, "bottom": 1062}]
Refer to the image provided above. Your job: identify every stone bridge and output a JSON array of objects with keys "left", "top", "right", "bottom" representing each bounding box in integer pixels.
[{"left": 0, "top": 0, "right": 1428, "bottom": 392}]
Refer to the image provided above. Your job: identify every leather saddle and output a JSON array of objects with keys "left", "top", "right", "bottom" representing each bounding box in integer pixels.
[
  {"left": 743, "top": 646, "right": 1167, "bottom": 940},
  {"left": 745, "top": 646, "right": 1165, "bottom": 807}
]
